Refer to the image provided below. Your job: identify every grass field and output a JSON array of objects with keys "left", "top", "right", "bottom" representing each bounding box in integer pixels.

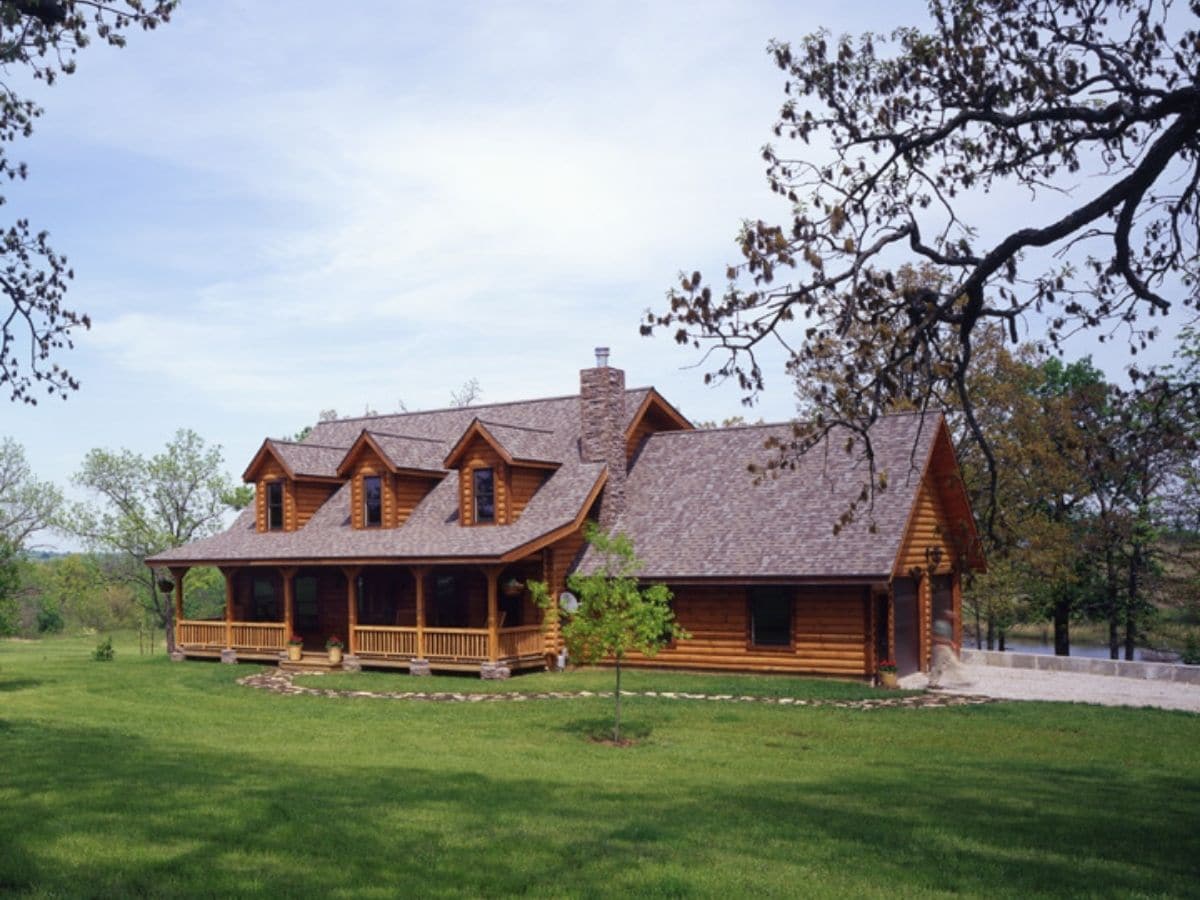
[{"left": 2, "top": 634, "right": 1198, "bottom": 898}]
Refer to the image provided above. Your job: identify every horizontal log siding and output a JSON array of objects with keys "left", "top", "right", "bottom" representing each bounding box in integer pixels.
[
  {"left": 457, "top": 438, "right": 509, "bottom": 525},
  {"left": 294, "top": 482, "right": 337, "bottom": 529},
  {"left": 896, "top": 477, "right": 956, "bottom": 575},
  {"left": 255, "top": 460, "right": 296, "bottom": 532},
  {"left": 509, "top": 467, "right": 546, "bottom": 522},
  {"left": 622, "top": 585, "right": 869, "bottom": 676},
  {"left": 394, "top": 476, "right": 435, "bottom": 526}
]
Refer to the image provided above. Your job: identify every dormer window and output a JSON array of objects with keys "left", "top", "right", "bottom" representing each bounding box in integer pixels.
[
  {"left": 267, "top": 482, "right": 284, "bottom": 531},
  {"left": 363, "top": 475, "right": 382, "bottom": 527},
  {"left": 473, "top": 468, "right": 495, "bottom": 524}
]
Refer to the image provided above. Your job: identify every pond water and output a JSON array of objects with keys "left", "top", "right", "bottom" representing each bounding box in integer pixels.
[{"left": 971, "top": 638, "right": 1168, "bottom": 662}]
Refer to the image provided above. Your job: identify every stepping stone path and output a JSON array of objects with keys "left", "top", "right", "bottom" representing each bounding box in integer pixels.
[{"left": 238, "top": 669, "right": 999, "bottom": 710}]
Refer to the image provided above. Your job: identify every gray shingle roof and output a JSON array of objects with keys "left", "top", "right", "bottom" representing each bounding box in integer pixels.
[
  {"left": 148, "top": 390, "right": 648, "bottom": 565},
  {"left": 590, "top": 413, "right": 940, "bottom": 580},
  {"left": 267, "top": 441, "right": 346, "bottom": 479}
]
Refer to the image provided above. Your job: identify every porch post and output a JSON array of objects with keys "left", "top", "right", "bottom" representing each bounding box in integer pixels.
[
  {"left": 413, "top": 567, "right": 429, "bottom": 661},
  {"left": 281, "top": 567, "right": 297, "bottom": 644},
  {"left": 887, "top": 582, "right": 896, "bottom": 665},
  {"left": 951, "top": 570, "right": 963, "bottom": 653},
  {"left": 221, "top": 567, "right": 235, "bottom": 647},
  {"left": 918, "top": 572, "right": 931, "bottom": 672},
  {"left": 170, "top": 566, "right": 188, "bottom": 651},
  {"left": 485, "top": 566, "right": 500, "bottom": 664},
  {"left": 342, "top": 567, "right": 361, "bottom": 655}
]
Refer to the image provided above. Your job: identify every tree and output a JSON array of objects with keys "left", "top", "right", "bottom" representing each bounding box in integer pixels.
[
  {"left": 0, "top": 436, "right": 60, "bottom": 547},
  {"left": 449, "top": 378, "right": 482, "bottom": 408},
  {"left": 644, "top": 0, "right": 1199, "bottom": 533},
  {"left": 63, "top": 429, "right": 248, "bottom": 650},
  {"left": 0, "top": 1, "right": 176, "bottom": 403},
  {"left": 529, "top": 523, "right": 687, "bottom": 743}
]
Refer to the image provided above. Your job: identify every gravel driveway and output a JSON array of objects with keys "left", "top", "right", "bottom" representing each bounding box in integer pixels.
[{"left": 920, "top": 663, "right": 1200, "bottom": 713}]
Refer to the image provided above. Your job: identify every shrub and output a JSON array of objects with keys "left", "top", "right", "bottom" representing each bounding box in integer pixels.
[
  {"left": 92, "top": 637, "right": 115, "bottom": 662},
  {"left": 1182, "top": 633, "right": 1200, "bottom": 667}
]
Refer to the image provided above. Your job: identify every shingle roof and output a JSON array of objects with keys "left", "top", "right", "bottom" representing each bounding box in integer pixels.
[
  {"left": 268, "top": 441, "right": 345, "bottom": 479},
  {"left": 589, "top": 413, "right": 941, "bottom": 580},
  {"left": 148, "top": 390, "right": 648, "bottom": 565}
]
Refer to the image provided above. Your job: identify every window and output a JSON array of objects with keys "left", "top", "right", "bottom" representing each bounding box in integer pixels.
[
  {"left": 473, "top": 467, "right": 495, "bottom": 523},
  {"left": 267, "top": 482, "right": 284, "bottom": 531},
  {"left": 252, "top": 576, "right": 279, "bottom": 620},
  {"left": 363, "top": 475, "right": 382, "bottom": 527},
  {"left": 749, "top": 587, "right": 792, "bottom": 647}
]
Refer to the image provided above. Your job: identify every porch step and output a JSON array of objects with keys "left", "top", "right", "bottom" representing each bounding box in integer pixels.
[{"left": 279, "top": 652, "right": 342, "bottom": 673}]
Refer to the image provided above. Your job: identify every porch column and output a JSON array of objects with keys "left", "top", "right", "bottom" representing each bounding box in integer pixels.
[
  {"left": 281, "top": 567, "right": 297, "bottom": 643},
  {"left": 918, "top": 572, "right": 931, "bottom": 672},
  {"left": 413, "top": 567, "right": 429, "bottom": 660},
  {"left": 342, "top": 567, "right": 361, "bottom": 655},
  {"left": 221, "top": 567, "right": 236, "bottom": 648},
  {"left": 485, "top": 565, "right": 501, "bottom": 663},
  {"left": 951, "top": 570, "right": 963, "bottom": 652},
  {"left": 170, "top": 566, "right": 188, "bottom": 649},
  {"left": 887, "top": 582, "right": 896, "bottom": 664}
]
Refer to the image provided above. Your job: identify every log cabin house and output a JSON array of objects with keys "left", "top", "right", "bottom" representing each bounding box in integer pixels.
[{"left": 148, "top": 350, "right": 984, "bottom": 679}]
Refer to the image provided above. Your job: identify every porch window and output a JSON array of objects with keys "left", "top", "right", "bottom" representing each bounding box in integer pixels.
[
  {"left": 267, "top": 481, "right": 284, "bottom": 531},
  {"left": 251, "top": 576, "right": 280, "bottom": 620},
  {"left": 363, "top": 475, "right": 382, "bottom": 527},
  {"left": 749, "top": 587, "right": 792, "bottom": 647},
  {"left": 473, "top": 468, "right": 495, "bottom": 524}
]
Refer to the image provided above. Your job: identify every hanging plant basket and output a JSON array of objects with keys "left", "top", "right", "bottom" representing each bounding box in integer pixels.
[
  {"left": 156, "top": 577, "right": 175, "bottom": 595},
  {"left": 501, "top": 579, "right": 525, "bottom": 598}
]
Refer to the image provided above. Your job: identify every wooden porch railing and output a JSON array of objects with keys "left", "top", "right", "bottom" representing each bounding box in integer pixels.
[
  {"left": 499, "top": 625, "right": 544, "bottom": 660},
  {"left": 230, "top": 621, "right": 286, "bottom": 651},
  {"left": 354, "top": 625, "right": 417, "bottom": 657},
  {"left": 178, "top": 620, "right": 224, "bottom": 648},
  {"left": 425, "top": 627, "right": 489, "bottom": 662}
]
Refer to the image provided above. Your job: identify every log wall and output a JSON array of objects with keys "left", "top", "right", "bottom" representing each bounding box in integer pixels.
[
  {"left": 623, "top": 584, "right": 870, "bottom": 676},
  {"left": 456, "top": 437, "right": 510, "bottom": 525}
]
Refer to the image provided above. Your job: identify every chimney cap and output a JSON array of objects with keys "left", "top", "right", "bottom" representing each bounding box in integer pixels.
[{"left": 594, "top": 346, "right": 610, "bottom": 367}]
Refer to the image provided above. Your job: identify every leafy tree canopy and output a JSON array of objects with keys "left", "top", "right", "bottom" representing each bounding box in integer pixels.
[
  {"left": 0, "top": 1, "right": 176, "bottom": 404},
  {"left": 645, "top": 0, "right": 1199, "bottom": 528}
]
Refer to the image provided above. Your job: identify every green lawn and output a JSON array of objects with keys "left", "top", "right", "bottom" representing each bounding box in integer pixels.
[{"left": 2, "top": 634, "right": 1197, "bottom": 898}]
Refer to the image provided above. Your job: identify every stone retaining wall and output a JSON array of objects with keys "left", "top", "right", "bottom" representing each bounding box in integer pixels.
[{"left": 962, "top": 648, "right": 1200, "bottom": 685}]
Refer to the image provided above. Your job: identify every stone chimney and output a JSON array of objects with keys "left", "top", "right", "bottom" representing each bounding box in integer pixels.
[{"left": 580, "top": 347, "right": 626, "bottom": 529}]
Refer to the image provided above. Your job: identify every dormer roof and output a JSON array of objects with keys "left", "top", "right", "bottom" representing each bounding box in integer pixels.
[
  {"left": 442, "top": 418, "right": 562, "bottom": 470},
  {"left": 336, "top": 430, "right": 448, "bottom": 479},
  {"left": 242, "top": 439, "right": 345, "bottom": 483}
]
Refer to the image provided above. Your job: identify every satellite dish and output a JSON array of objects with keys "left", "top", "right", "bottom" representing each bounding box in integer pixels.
[{"left": 559, "top": 591, "right": 579, "bottom": 614}]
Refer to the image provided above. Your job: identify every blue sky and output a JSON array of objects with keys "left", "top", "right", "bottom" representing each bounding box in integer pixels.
[{"left": 5, "top": 1, "right": 1192, "bottom": 548}]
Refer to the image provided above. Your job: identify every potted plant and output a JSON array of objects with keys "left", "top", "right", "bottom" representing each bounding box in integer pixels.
[
  {"left": 286, "top": 634, "right": 304, "bottom": 662},
  {"left": 877, "top": 659, "right": 898, "bottom": 689},
  {"left": 501, "top": 577, "right": 525, "bottom": 598},
  {"left": 325, "top": 635, "right": 344, "bottom": 665}
]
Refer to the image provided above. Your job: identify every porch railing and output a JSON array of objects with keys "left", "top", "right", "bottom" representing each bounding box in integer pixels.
[
  {"left": 425, "top": 627, "right": 489, "bottom": 662},
  {"left": 230, "top": 621, "right": 286, "bottom": 651},
  {"left": 499, "top": 625, "right": 545, "bottom": 660},
  {"left": 351, "top": 624, "right": 545, "bottom": 664},
  {"left": 354, "top": 625, "right": 417, "bottom": 657},
  {"left": 178, "top": 620, "right": 224, "bottom": 648}
]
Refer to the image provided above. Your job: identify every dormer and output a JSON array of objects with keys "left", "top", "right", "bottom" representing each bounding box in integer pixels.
[
  {"left": 442, "top": 419, "right": 560, "bottom": 526},
  {"left": 243, "top": 440, "right": 343, "bottom": 533},
  {"left": 336, "top": 431, "right": 446, "bottom": 529},
  {"left": 624, "top": 389, "right": 692, "bottom": 464}
]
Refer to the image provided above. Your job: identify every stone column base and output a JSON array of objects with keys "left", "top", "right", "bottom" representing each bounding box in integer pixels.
[
  {"left": 341, "top": 654, "right": 362, "bottom": 672},
  {"left": 169, "top": 649, "right": 186, "bottom": 662},
  {"left": 480, "top": 662, "right": 511, "bottom": 680},
  {"left": 220, "top": 648, "right": 238, "bottom": 665},
  {"left": 409, "top": 658, "right": 431, "bottom": 676}
]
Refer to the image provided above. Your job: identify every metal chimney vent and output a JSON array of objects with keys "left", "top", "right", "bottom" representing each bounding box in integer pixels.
[{"left": 594, "top": 346, "right": 610, "bottom": 367}]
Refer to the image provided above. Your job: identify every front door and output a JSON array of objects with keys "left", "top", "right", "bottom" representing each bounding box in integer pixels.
[
  {"left": 295, "top": 575, "right": 320, "bottom": 649},
  {"left": 893, "top": 578, "right": 920, "bottom": 677}
]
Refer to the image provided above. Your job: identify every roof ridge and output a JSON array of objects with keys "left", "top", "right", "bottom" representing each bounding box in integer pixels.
[
  {"left": 655, "top": 410, "right": 937, "bottom": 437},
  {"left": 476, "top": 419, "right": 557, "bottom": 435},
  {"left": 309, "top": 386, "right": 654, "bottom": 425},
  {"left": 270, "top": 439, "right": 348, "bottom": 450},
  {"left": 365, "top": 430, "right": 446, "bottom": 444}
]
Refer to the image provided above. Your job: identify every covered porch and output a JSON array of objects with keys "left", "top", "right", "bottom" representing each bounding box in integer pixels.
[{"left": 170, "top": 556, "right": 553, "bottom": 677}]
